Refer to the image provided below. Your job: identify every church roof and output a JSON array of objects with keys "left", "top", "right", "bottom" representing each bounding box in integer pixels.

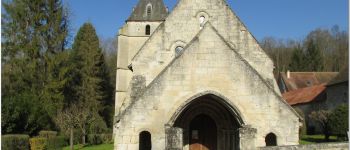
[{"left": 127, "top": 0, "right": 168, "bottom": 21}]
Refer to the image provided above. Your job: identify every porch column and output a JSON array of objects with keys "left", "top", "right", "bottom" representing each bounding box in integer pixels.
[
  {"left": 239, "top": 125, "right": 257, "bottom": 150},
  {"left": 165, "top": 124, "right": 183, "bottom": 150}
]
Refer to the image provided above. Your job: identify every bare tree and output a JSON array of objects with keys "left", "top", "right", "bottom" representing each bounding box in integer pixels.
[
  {"left": 54, "top": 105, "right": 77, "bottom": 150},
  {"left": 73, "top": 103, "right": 96, "bottom": 145},
  {"left": 309, "top": 110, "right": 332, "bottom": 141}
]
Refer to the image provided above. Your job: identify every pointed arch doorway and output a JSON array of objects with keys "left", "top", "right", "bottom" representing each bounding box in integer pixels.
[
  {"left": 166, "top": 93, "right": 244, "bottom": 150},
  {"left": 189, "top": 114, "right": 217, "bottom": 150}
]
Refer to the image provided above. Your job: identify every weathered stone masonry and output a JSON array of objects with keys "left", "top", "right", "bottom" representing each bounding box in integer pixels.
[{"left": 114, "top": 0, "right": 301, "bottom": 149}]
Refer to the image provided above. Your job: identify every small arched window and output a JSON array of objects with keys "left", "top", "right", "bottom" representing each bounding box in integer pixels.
[
  {"left": 139, "top": 131, "right": 151, "bottom": 150},
  {"left": 199, "top": 16, "right": 205, "bottom": 29},
  {"left": 145, "top": 25, "right": 151, "bottom": 35},
  {"left": 175, "top": 46, "right": 184, "bottom": 57},
  {"left": 265, "top": 133, "right": 277, "bottom": 146},
  {"left": 146, "top": 5, "right": 152, "bottom": 17}
]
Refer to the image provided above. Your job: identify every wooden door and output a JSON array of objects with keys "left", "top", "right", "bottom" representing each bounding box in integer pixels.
[{"left": 189, "top": 115, "right": 217, "bottom": 150}]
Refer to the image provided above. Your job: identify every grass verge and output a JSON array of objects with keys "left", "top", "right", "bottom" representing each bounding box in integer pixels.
[{"left": 62, "top": 143, "right": 113, "bottom": 150}]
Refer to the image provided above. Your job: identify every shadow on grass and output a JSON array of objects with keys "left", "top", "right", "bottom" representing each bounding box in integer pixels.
[{"left": 300, "top": 135, "right": 340, "bottom": 144}]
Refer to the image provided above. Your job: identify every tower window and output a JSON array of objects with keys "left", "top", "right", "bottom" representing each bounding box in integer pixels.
[
  {"left": 147, "top": 5, "right": 152, "bottom": 17},
  {"left": 145, "top": 25, "right": 151, "bottom": 35},
  {"left": 139, "top": 131, "right": 151, "bottom": 150}
]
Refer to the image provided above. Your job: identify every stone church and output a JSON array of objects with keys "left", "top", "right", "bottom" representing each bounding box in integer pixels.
[{"left": 114, "top": 0, "right": 301, "bottom": 149}]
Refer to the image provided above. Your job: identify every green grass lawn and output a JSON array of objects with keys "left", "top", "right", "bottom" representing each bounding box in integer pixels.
[
  {"left": 300, "top": 135, "right": 339, "bottom": 145},
  {"left": 62, "top": 144, "right": 113, "bottom": 150}
]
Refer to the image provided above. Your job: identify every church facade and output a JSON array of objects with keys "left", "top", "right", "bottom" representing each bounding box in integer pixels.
[{"left": 114, "top": 0, "right": 300, "bottom": 149}]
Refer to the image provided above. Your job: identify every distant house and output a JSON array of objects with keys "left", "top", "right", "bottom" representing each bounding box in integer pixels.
[
  {"left": 277, "top": 68, "right": 349, "bottom": 134},
  {"left": 282, "top": 84, "right": 327, "bottom": 134},
  {"left": 324, "top": 68, "right": 349, "bottom": 110},
  {"left": 276, "top": 71, "right": 339, "bottom": 93},
  {"left": 277, "top": 71, "right": 348, "bottom": 134}
]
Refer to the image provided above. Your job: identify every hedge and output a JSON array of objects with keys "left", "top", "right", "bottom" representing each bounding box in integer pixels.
[
  {"left": 29, "top": 138, "right": 47, "bottom": 150},
  {"left": 38, "top": 131, "right": 57, "bottom": 138},
  {"left": 46, "top": 136, "right": 67, "bottom": 150},
  {"left": 2, "top": 134, "right": 30, "bottom": 150},
  {"left": 29, "top": 136, "right": 67, "bottom": 150},
  {"left": 87, "top": 134, "right": 112, "bottom": 145}
]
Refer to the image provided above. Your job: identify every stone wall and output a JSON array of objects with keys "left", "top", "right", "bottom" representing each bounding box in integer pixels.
[
  {"left": 259, "top": 142, "right": 349, "bottom": 150},
  {"left": 114, "top": 23, "right": 300, "bottom": 149},
  {"left": 114, "top": 0, "right": 301, "bottom": 149}
]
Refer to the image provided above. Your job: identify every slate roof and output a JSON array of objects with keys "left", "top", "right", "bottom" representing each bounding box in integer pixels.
[
  {"left": 327, "top": 67, "right": 349, "bottom": 86},
  {"left": 127, "top": 0, "right": 168, "bottom": 21},
  {"left": 282, "top": 84, "right": 326, "bottom": 106},
  {"left": 280, "top": 72, "right": 338, "bottom": 91}
]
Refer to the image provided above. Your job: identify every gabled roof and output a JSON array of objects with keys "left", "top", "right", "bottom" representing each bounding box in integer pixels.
[
  {"left": 327, "top": 67, "right": 349, "bottom": 86},
  {"left": 280, "top": 72, "right": 338, "bottom": 91},
  {"left": 118, "top": 22, "right": 303, "bottom": 121},
  {"left": 282, "top": 84, "right": 326, "bottom": 106},
  {"left": 127, "top": 0, "right": 168, "bottom": 21}
]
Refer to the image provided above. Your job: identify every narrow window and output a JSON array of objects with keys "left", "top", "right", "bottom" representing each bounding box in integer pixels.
[
  {"left": 175, "top": 46, "right": 184, "bottom": 57},
  {"left": 147, "top": 6, "right": 152, "bottom": 17},
  {"left": 145, "top": 25, "right": 151, "bottom": 35},
  {"left": 265, "top": 133, "right": 277, "bottom": 146},
  {"left": 139, "top": 131, "right": 151, "bottom": 150},
  {"left": 199, "top": 16, "right": 205, "bottom": 29}
]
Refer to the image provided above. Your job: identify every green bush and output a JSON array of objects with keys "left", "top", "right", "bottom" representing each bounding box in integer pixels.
[
  {"left": 1, "top": 134, "right": 30, "bottom": 150},
  {"left": 47, "top": 136, "right": 67, "bottom": 150},
  {"left": 73, "top": 129, "right": 82, "bottom": 145},
  {"left": 329, "top": 104, "right": 349, "bottom": 139},
  {"left": 30, "top": 137, "right": 47, "bottom": 150},
  {"left": 29, "top": 136, "right": 67, "bottom": 150},
  {"left": 38, "top": 131, "right": 57, "bottom": 138},
  {"left": 87, "top": 134, "right": 112, "bottom": 145}
]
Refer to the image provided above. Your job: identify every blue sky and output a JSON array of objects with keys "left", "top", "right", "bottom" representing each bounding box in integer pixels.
[{"left": 64, "top": 0, "right": 348, "bottom": 41}]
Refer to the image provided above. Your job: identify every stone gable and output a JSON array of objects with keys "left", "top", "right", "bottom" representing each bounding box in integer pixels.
[{"left": 114, "top": 0, "right": 300, "bottom": 149}]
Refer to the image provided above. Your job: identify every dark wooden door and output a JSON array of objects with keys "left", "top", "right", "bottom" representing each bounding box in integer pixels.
[{"left": 189, "top": 115, "right": 217, "bottom": 150}]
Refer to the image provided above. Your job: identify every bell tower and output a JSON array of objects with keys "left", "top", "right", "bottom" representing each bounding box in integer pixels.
[{"left": 114, "top": 0, "right": 168, "bottom": 134}]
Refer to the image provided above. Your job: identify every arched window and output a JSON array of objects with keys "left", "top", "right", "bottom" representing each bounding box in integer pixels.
[
  {"left": 146, "top": 5, "right": 152, "bottom": 17},
  {"left": 139, "top": 131, "right": 151, "bottom": 150},
  {"left": 265, "top": 133, "right": 277, "bottom": 146},
  {"left": 175, "top": 46, "right": 184, "bottom": 57},
  {"left": 199, "top": 16, "right": 205, "bottom": 29},
  {"left": 145, "top": 25, "right": 151, "bottom": 35}
]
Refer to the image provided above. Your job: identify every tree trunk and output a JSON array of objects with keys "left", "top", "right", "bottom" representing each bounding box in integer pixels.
[
  {"left": 82, "top": 131, "right": 86, "bottom": 145},
  {"left": 70, "top": 128, "right": 74, "bottom": 150}
]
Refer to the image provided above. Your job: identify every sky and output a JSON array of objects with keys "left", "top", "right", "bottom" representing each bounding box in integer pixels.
[{"left": 64, "top": 0, "right": 349, "bottom": 41}]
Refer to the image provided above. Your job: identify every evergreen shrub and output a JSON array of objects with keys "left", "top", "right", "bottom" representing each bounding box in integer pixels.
[{"left": 1, "top": 134, "right": 30, "bottom": 150}]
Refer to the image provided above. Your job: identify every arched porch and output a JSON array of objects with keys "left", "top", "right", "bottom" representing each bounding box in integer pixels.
[{"left": 165, "top": 93, "right": 255, "bottom": 150}]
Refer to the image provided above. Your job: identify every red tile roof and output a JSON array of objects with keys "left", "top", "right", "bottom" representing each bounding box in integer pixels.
[
  {"left": 280, "top": 72, "right": 338, "bottom": 91},
  {"left": 282, "top": 84, "right": 326, "bottom": 106}
]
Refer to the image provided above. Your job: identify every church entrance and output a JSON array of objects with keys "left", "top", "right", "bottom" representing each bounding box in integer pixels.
[
  {"left": 167, "top": 93, "right": 244, "bottom": 150},
  {"left": 189, "top": 114, "right": 217, "bottom": 150}
]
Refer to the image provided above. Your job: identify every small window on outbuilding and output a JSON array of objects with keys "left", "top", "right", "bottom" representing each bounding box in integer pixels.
[
  {"left": 145, "top": 25, "right": 151, "bottom": 35},
  {"left": 175, "top": 46, "right": 184, "bottom": 57},
  {"left": 139, "top": 131, "right": 151, "bottom": 150},
  {"left": 265, "top": 133, "right": 277, "bottom": 146}
]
